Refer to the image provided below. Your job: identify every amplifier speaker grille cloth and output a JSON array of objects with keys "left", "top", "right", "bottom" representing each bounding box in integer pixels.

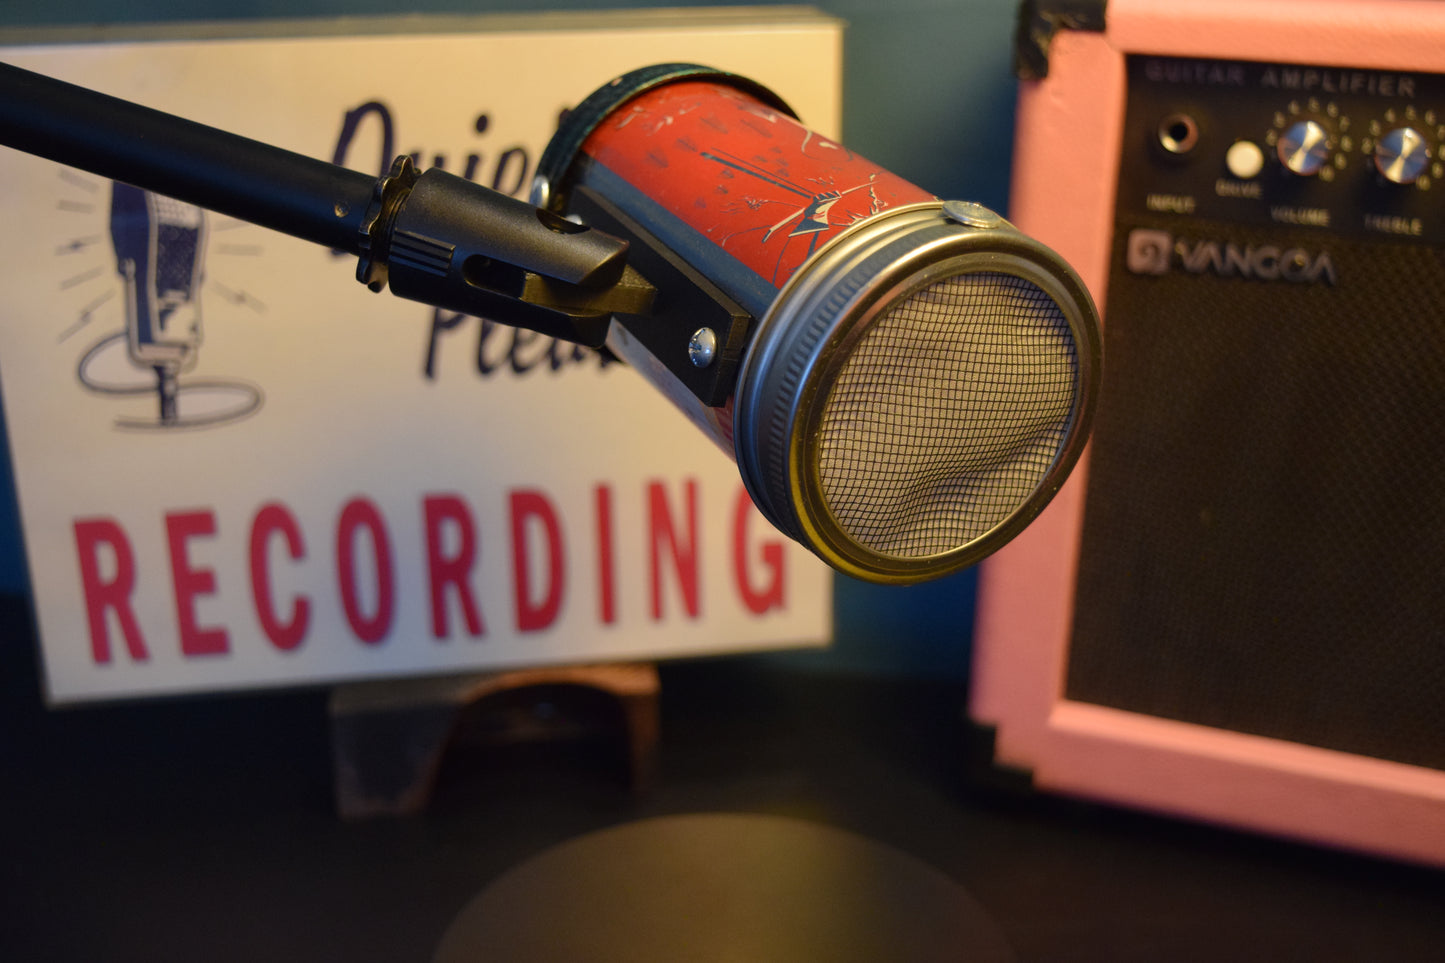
[
  {"left": 818, "top": 271, "right": 1078, "bottom": 558},
  {"left": 1065, "top": 219, "right": 1445, "bottom": 771}
]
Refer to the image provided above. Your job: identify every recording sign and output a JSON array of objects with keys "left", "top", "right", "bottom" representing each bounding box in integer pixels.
[{"left": 0, "top": 12, "right": 841, "bottom": 702}]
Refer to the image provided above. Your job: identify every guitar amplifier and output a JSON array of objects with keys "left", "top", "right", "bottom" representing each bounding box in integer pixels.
[{"left": 971, "top": 0, "right": 1445, "bottom": 865}]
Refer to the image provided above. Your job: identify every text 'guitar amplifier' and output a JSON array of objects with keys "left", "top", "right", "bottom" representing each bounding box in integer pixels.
[{"left": 971, "top": 0, "right": 1445, "bottom": 866}]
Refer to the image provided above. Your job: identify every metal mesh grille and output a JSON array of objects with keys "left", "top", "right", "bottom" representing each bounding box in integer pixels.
[
  {"left": 151, "top": 193, "right": 203, "bottom": 229},
  {"left": 152, "top": 195, "right": 204, "bottom": 304},
  {"left": 817, "top": 271, "right": 1078, "bottom": 558}
]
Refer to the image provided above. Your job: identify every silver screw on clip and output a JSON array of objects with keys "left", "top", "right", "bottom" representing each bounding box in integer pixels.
[{"left": 688, "top": 327, "right": 718, "bottom": 368}]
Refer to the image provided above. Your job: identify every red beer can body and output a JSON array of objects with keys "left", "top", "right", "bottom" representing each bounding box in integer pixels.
[{"left": 575, "top": 78, "right": 933, "bottom": 295}]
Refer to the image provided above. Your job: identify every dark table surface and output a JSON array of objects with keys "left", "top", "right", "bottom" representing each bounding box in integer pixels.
[{"left": 2, "top": 595, "right": 1441, "bottom": 962}]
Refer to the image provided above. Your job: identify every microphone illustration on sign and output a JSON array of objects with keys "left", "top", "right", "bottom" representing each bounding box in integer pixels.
[
  {"left": 110, "top": 182, "right": 205, "bottom": 419},
  {"left": 72, "top": 182, "right": 262, "bottom": 429},
  {"left": 0, "top": 60, "right": 1100, "bottom": 583}
]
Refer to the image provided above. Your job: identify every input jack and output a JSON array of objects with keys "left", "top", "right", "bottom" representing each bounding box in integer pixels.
[{"left": 1157, "top": 113, "right": 1200, "bottom": 155}]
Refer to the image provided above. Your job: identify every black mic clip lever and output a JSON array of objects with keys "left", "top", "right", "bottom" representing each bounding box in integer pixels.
[
  {"left": 565, "top": 183, "right": 755, "bottom": 409},
  {"left": 354, "top": 155, "right": 655, "bottom": 348}
]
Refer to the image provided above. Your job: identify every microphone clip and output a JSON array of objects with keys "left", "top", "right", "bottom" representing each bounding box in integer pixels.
[
  {"left": 354, "top": 155, "right": 655, "bottom": 347},
  {"left": 567, "top": 184, "right": 755, "bottom": 408}
]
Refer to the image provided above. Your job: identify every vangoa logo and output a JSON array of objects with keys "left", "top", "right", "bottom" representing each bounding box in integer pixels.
[
  {"left": 1126, "top": 229, "right": 1338, "bottom": 284},
  {"left": 1125, "top": 229, "right": 1174, "bottom": 275}
]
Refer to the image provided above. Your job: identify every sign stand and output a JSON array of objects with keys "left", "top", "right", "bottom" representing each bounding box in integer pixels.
[{"left": 327, "top": 663, "right": 659, "bottom": 819}]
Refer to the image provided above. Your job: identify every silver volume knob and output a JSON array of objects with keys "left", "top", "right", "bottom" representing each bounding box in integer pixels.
[
  {"left": 1277, "top": 119, "right": 1332, "bottom": 176},
  {"left": 1374, "top": 126, "right": 1431, "bottom": 184}
]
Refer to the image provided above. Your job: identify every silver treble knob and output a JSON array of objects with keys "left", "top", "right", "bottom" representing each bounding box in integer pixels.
[{"left": 1374, "top": 126, "right": 1431, "bottom": 184}]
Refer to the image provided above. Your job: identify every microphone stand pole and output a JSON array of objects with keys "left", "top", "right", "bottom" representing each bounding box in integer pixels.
[{"left": 0, "top": 60, "right": 652, "bottom": 347}]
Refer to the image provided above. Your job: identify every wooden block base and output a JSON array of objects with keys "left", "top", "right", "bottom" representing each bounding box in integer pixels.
[{"left": 328, "top": 663, "right": 660, "bottom": 819}]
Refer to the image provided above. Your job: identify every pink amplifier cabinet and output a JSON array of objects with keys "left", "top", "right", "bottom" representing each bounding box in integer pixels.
[{"left": 971, "top": 0, "right": 1445, "bottom": 866}]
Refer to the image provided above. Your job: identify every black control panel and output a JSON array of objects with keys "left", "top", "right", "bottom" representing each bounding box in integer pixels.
[{"left": 1118, "top": 55, "right": 1445, "bottom": 246}]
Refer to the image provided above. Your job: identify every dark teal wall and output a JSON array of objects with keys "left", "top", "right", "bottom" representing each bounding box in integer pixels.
[{"left": 0, "top": 0, "right": 1024, "bottom": 678}]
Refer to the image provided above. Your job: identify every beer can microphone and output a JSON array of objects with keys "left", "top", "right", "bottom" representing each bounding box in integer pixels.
[
  {"left": 534, "top": 65, "right": 1101, "bottom": 584},
  {"left": 0, "top": 60, "right": 1099, "bottom": 583}
]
